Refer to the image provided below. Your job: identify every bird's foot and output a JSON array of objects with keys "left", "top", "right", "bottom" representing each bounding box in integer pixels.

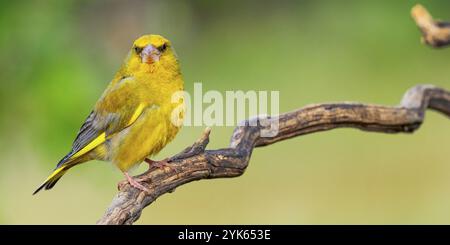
[
  {"left": 145, "top": 158, "right": 177, "bottom": 173},
  {"left": 120, "top": 172, "right": 150, "bottom": 193}
]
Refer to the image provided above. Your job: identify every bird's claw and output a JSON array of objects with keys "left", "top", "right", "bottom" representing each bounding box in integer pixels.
[
  {"left": 121, "top": 172, "right": 150, "bottom": 193},
  {"left": 128, "top": 178, "right": 150, "bottom": 193}
]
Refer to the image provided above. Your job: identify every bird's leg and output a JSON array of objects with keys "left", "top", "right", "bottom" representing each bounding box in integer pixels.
[
  {"left": 122, "top": 172, "right": 150, "bottom": 192},
  {"left": 145, "top": 158, "right": 177, "bottom": 173}
]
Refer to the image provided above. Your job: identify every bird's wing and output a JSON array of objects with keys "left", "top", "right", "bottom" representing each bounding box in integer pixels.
[{"left": 57, "top": 76, "right": 147, "bottom": 167}]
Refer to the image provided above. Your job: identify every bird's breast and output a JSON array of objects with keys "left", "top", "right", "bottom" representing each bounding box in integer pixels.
[{"left": 107, "top": 103, "right": 182, "bottom": 172}]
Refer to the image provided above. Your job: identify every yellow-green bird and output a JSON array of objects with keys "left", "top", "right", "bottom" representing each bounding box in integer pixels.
[{"left": 33, "top": 34, "right": 184, "bottom": 194}]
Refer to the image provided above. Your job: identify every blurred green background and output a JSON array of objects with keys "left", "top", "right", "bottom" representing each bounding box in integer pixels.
[{"left": 0, "top": 0, "right": 449, "bottom": 224}]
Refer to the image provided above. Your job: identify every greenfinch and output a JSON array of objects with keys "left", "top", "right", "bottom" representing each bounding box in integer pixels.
[{"left": 34, "top": 34, "right": 184, "bottom": 194}]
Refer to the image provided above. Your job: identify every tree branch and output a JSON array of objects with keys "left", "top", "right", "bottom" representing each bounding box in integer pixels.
[
  {"left": 411, "top": 4, "right": 450, "bottom": 48},
  {"left": 97, "top": 84, "right": 450, "bottom": 225}
]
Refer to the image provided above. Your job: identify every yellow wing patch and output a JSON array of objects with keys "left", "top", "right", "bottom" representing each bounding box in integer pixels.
[
  {"left": 127, "top": 103, "right": 146, "bottom": 127},
  {"left": 67, "top": 103, "right": 146, "bottom": 162},
  {"left": 70, "top": 132, "right": 106, "bottom": 160}
]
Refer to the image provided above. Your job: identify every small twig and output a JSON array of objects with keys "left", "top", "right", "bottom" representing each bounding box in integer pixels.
[
  {"left": 411, "top": 4, "right": 450, "bottom": 48},
  {"left": 97, "top": 84, "right": 450, "bottom": 225}
]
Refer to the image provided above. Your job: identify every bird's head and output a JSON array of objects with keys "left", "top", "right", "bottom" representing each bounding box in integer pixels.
[
  {"left": 133, "top": 34, "right": 172, "bottom": 64},
  {"left": 125, "top": 34, "right": 179, "bottom": 74}
]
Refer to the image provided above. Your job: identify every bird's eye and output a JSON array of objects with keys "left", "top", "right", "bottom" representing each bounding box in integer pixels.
[
  {"left": 134, "top": 46, "right": 143, "bottom": 54},
  {"left": 158, "top": 43, "right": 167, "bottom": 52}
]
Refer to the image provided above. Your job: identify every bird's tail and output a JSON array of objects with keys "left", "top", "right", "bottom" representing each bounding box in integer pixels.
[
  {"left": 33, "top": 165, "right": 71, "bottom": 195},
  {"left": 33, "top": 148, "right": 96, "bottom": 195}
]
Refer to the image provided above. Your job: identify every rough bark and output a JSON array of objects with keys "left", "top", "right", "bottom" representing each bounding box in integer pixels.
[
  {"left": 97, "top": 84, "right": 450, "bottom": 225},
  {"left": 411, "top": 4, "right": 450, "bottom": 48}
]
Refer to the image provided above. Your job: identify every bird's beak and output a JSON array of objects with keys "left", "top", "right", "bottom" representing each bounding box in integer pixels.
[{"left": 141, "top": 45, "right": 161, "bottom": 64}]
